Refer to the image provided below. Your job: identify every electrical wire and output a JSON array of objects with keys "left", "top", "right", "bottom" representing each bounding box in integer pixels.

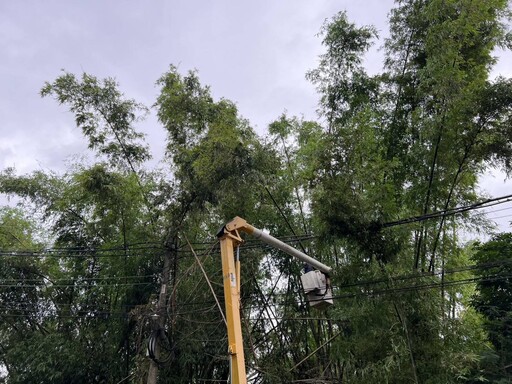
[
  {"left": 329, "top": 257, "right": 512, "bottom": 291},
  {"left": 185, "top": 235, "right": 227, "bottom": 325},
  {"left": 0, "top": 281, "right": 154, "bottom": 288},
  {"left": 2, "top": 271, "right": 510, "bottom": 319},
  {"left": 0, "top": 191, "right": 509, "bottom": 261},
  {"left": 2, "top": 253, "right": 510, "bottom": 291},
  {"left": 148, "top": 328, "right": 174, "bottom": 366},
  {"left": 0, "top": 234, "right": 314, "bottom": 259},
  {"left": 383, "top": 194, "right": 512, "bottom": 228},
  {"left": 3, "top": 196, "right": 512, "bottom": 326},
  {"left": 0, "top": 274, "right": 157, "bottom": 284},
  {"left": 487, "top": 213, "right": 512, "bottom": 221},
  {"left": 483, "top": 205, "right": 512, "bottom": 215},
  {"left": 328, "top": 273, "right": 512, "bottom": 300},
  {"left": 2, "top": 192, "right": 512, "bottom": 260}
]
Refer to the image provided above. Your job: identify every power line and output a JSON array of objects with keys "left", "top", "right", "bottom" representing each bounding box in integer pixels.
[
  {"left": 0, "top": 249, "right": 164, "bottom": 259},
  {"left": 3, "top": 192, "right": 511, "bottom": 260},
  {"left": 0, "top": 235, "right": 315, "bottom": 258},
  {"left": 2, "top": 243, "right": 511, "bottom": 303},
  {"left": 383, "top": 194, "right": 512, "bottom": 228},
  {"left": 487, "top": 213, "right": 512, "bottom": 221},
  {"left": 2, "top": 254, "right": 511, "bottom": 294},
  {"left": 329, "top": 272, "right": 512, "bottom": 300},
  {"left": 2, "top": 271, "right": 510, "bottom": 317},
  {"left": 484, "top": 205, "right": 512, "bottom": 215},
  {"left": 2, "top": 193, "right": 512, "bottom": 259},
  {"left": 3, "top": 195, "right": 512, "bottom": 322},
  {"left": 0, "top": 281, "right": 155, "bottom": 288},
  {"left": 0, "top": 274, "right": 157, "bottom": 283},
  {"left": 331, "top": 257, "right": 512, "bottom": 290}
]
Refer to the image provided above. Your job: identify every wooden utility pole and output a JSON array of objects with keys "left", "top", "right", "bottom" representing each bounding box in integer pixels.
[{"left": 146, "top": 240, "right": 175, "bottom": 384}]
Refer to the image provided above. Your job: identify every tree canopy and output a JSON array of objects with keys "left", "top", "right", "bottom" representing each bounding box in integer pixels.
[{"left": 2, "top": 1, "right": 512, "bottom": 383}]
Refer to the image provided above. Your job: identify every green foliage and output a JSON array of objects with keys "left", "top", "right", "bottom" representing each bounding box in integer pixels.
[
  {"left": 0, "top": 207, "right": 43, "bottom": 250},
  {"left": 0, "top": 164, "right": 153, "bottom": 247},
  {"left": 5, "top": 332, "right": 109, "bottom": 384},
  {"left": 306, "top": 12, "right": 379, "bottom": 125},
  {"left": 298, "top": 1, "right": 512, "bottom": 382},
  {"left": 1, "top": 66, "right": 293, "bottom": 384},
  {"left": 0, "top": 168, "right": 160, "bottom": 383},
  {"left": 1, "top": 72, "right": 161, "bottom": 381},
  {"left": 472, "top": 233, "right": 512, "bottom": 381},
  {"left": 2, "top": 2, "right": 512, "bottom": 382},
  {"left": 155, "top": 66, "right": 282, "bottom": 224},
  {"left": 41, "top": 72, "right": 150, "bottom": 167}
]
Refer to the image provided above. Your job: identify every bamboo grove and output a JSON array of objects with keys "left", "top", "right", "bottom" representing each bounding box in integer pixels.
[{"left": 1, "top": 1, "right": 512, "bottom": 383}]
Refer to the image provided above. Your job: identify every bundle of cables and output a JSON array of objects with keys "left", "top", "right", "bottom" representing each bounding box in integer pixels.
[{"left": 148, "top": 328, "right": 175, "bottom": 366}]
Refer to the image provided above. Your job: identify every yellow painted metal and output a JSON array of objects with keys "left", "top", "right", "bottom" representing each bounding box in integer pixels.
[
  {"left": 224, "top": 216, "right": 255, "bottom": 235},
  {"left": 217, "top": 216, "right": 332, "bottom": 383},
  {"left": 219, "top": 232, "right": 247, "bottom": 384}
]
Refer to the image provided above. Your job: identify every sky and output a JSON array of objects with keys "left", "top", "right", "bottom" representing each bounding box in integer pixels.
[{"left": 1, "top": 0, "right": 511, "bottom": 235}]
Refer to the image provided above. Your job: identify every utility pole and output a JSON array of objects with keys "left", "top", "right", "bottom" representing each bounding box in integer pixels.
[{"left": 146, "top": 239, "right": 175, "bottom": 384}]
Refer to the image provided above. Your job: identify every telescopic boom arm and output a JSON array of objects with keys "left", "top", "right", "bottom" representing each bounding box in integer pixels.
[{"left": 216, "top": 217, "right": 332, "bottom": 384}]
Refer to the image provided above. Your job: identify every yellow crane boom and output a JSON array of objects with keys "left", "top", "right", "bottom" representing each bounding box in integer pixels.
[{"left": 216, "top": 217, "right": 332, "bottom": 384}]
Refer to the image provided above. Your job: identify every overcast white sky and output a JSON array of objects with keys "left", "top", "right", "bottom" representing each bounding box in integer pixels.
[{"left": 1, "top": 0, "right": 511, "bottom": 234}]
